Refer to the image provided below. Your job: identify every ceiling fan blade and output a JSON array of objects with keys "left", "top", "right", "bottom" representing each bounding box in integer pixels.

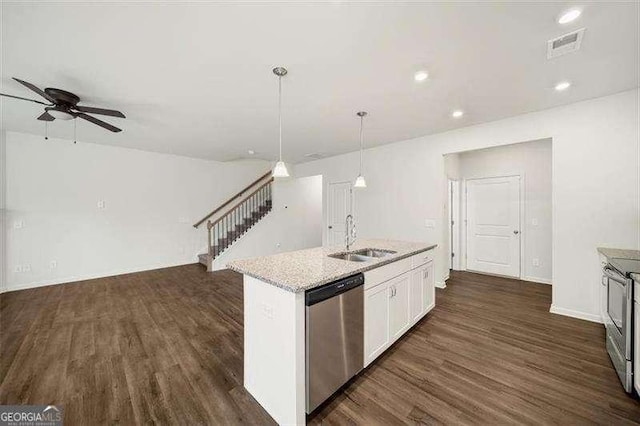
[
  {"left": 74, "top": 105, "right": 126, "bottom": 118},
  {"left": 74, "top": 112, "right": 122, "bottom": 133},
  {"left": 1, "top": 93, "right": 51, "bottom": 106},
  {"left": 12, "top": 78, "right": 56, "bottom": 103},
  {"left": 37, "top": 111, "right": 55, "bottom": 121}
]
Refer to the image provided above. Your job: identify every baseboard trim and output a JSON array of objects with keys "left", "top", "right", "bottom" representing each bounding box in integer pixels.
[
  {"left": 2, "top": 259, "right": 199, "bottom": 294},
  {"left": 549, "top": 305, "right": 602, "bottom": 324},
  {"left": 522, "top": 276, "right": 552, "bottom": 285},
  {"left": 436, "top": 281, "right": 447, "bottom": 289}
]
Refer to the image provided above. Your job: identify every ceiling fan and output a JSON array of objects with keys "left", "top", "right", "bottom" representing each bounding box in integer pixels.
[{"left": 1, "top": 77, "right": 125, "bottom": 132}]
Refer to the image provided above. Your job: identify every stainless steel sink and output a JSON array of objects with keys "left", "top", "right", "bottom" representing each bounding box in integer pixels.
[
  {"left": 328, "top": 248, "right": 397, "bottom": 262},
  {"left": 351, "top": 248, "right": 397, "bottom": 258},
  {"left": 328, "top": 252, "right": 372, "bottom": 262}
]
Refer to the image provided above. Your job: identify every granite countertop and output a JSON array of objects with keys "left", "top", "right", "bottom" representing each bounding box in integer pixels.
[
  {"left": 227, "top": 239, "right": 437, "bottom": 293},
  {"left": 597, "top": 247, "right": 640, "bottom": 261}
]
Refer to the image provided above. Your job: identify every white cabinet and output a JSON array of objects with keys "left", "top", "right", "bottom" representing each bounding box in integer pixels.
[
  {"left": 634, "top": 282, "right": 639, "bottom": 394},
  {"left": 425, "top": 261, "right": 435, "bottom": 311},
  {"left": 389, "top": 274, "right": 410, "bottom": 341},
  {"left": 364, "top": 281, "right": 390, "bottom": 366},
  {"left": 364, "top": 254, "right": 435, "bottom": 367},
  {"left": 409, "top": 261, "right": 435, "bottom": 324},
  {"left": 409, "top": 267, "right": 425, "bottom": 324}
]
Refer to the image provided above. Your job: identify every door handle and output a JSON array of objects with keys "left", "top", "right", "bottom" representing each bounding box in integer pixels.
[
  {"left": 513, "top": 230, "right": 519, "bottom": 235},
  {"left": 328, "top": 226, "right": 333, "bottom": 229}
]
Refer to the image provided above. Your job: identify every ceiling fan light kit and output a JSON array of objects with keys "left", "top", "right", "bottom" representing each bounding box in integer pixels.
[{"left": 1, "top": 77, "right": 126, "bottom": 135}]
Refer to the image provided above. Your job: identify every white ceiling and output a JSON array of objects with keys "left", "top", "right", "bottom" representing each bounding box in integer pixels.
[{"left": 1, "top": 2, "right": 638, "bottom": 163}]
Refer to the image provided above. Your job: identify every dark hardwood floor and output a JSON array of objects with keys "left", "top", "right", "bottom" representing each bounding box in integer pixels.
[{"left": 1, "top": 266, "right": 639, "bottom": 425}]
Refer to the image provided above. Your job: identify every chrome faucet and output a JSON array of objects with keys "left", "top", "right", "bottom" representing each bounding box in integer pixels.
[{"left": 345, "top": 214, "right": 356, "bottom": 251}]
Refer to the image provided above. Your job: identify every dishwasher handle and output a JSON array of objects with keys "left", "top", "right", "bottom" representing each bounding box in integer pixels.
[{"left": 305, "top": 273, "right": 364, "bottom": 306}]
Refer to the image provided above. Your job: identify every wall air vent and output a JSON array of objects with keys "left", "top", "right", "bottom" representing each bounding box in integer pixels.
[{"left": 547, "top": 28, "right": 585, "bottom": 59}]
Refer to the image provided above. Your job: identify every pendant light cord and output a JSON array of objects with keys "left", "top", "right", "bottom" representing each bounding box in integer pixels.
[
  {"left": 278, "top": 75, "right": 282, "bottom": 161},
  {"left": 359, "top": 114, "right": 364, "bottom": 175}
]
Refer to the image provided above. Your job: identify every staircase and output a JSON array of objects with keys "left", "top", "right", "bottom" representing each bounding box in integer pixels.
[{"left": 194, "top": 171, "right": 273, "bottom": 271}]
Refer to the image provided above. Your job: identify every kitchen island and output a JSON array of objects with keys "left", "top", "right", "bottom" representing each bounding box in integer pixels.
[{"left": 228, "top": 239, "right": 437, "bottom": 425}]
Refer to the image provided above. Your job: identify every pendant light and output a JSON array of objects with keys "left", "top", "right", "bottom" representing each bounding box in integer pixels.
[
  {"left": 354, "top": 111, "right": 368, "bottom": 188},
  {"left": 272, "top": 67, "right": 289, "bottom": 178}
]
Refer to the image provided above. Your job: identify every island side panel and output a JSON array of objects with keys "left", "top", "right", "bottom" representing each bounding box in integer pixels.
[{"left": 243, "top": 275, "right": 306, "bottom": 425}]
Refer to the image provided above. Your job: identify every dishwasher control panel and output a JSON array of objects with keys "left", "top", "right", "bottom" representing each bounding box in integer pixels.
[{"left": 305, "top": 273, "right": 364, "bottom": 306}]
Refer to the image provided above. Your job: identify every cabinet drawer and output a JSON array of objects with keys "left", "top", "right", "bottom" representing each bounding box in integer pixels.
[
  {"left": 410, "top": 250, "right": 433, "bottom": 269},
  {"left": 364, "top": 257, "right": 412, "bottom": 290}
]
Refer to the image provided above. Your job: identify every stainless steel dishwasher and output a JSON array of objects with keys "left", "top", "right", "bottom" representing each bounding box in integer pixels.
[{"left": 305, "top": 273, "right": 364, "bottom": 413}]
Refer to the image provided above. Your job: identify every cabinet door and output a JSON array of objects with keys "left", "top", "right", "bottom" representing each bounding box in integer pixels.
[
  {"left": 409, "top": 267, "right": 426, "bottom": 324},
  {"left": 364, "top": 282, "right": 390, "bottom": 367},
  {"left": 425, "top": 261, "right": 435, "bottom": 311},
  {"left": 389, "top": 274, "right": 410, "bottom": 342}
]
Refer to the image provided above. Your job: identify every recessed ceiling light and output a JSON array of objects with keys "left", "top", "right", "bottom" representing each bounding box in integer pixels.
[
  {"left": 555, "top": 81, "right": 571, "bottom": 91},
  {"left": 247, "top": 150, "right": 255, "bottom": 155},
  {"left": 414, "top": 71, "right": 429, "bottom": 82},
  {"left": 558, "top": 9, "right": 581, "bottom": 24},
  {"left": 452, "top": 110, "right": 464, "bottom": 118}
]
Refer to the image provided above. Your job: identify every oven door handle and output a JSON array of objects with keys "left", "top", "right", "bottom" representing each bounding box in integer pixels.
[{"left": 604, "top": 266, "right": 629, "bottom": 285}]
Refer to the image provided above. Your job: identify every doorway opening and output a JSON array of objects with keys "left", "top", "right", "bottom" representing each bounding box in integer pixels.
[{"left": 443, "top": 138, "right": 552, "bottom": 285}]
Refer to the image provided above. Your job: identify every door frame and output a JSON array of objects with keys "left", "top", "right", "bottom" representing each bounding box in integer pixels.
[
  {"left": 448, "top": 179, "right": 461, "bottom": 271},
  {"left": 325, "top": 181, "right": 353, "bottom": 246},
  {"left": 462, "top": 174, "right": 525, "bottom": 279}
]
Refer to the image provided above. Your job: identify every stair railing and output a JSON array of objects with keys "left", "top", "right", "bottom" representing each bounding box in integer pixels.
[
  {"left": 206, "top": 177, "right": 274, "bottom": 258},
  {"left": 193, "top": 170, "right": 272, "bottom": 229}
]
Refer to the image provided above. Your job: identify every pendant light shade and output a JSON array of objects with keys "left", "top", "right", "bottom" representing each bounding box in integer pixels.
[
  {"left": 354, "top": 175, "right": 367, "bottom": 188},
  {"left": 273, "top": 161, "right": 289, "bottom": 178},
  {"left": 272, "top": 67, "right": 289, "bottom": 178},
  {"left": 354, "top": 111, "right": 368, "bottom": 188}
]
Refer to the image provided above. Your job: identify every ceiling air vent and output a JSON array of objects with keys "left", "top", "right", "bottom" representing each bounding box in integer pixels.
[
  {"left": 547, "top": 28, "right": 585, "bottom": 59},
  {"left": 304, "top": 153, "right": 327, "bottom": 160}
]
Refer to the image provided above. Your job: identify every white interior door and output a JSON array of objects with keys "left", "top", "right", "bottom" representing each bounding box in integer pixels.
[
  {"left": 466, "top": 176, "right": 520, "bottom": 278},
  {"left": 327, "top": 182, "right": 352, "bottom": 246}
]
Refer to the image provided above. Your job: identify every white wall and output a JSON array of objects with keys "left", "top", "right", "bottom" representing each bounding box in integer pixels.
[
  {"left": 214, "top": 175, "right": 323, "bottom": 269},
  {"left": 448, "top": 139, "right": 553, "bottom": 284},
  {"left": 4, "top": 131, "right": 270, "bottom": 292},
  {"left": 1, "top": 130, "right": 6, "bottom": 293},
  {"left": 295, "top": 89, "right": 640, "bottom": 322}
]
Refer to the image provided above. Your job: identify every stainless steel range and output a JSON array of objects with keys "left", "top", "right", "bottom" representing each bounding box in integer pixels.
[{"left": 603, "top": 257, "right": 640, "bottom": 393}]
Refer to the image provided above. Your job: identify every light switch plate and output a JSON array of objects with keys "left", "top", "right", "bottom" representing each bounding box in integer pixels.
[
  {"left": 425, "top": 219, "right": 436, "bottom": 229},
  {"left": 97, "top": 200, "right": 106, "bottom": 209},
  {"left": 531, "top": 218, "right": 538, "bottom": 226},
  {"left": 533, "top": 258, "right": 540, "bottom": 267},
  {"left": 13, "top": 220, "right": 24, "bottom": 229}
]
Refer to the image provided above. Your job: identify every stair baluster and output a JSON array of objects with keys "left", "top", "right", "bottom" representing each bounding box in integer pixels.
[{"left": 197, "top": 174, "right": 275, "bottom": 270}]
